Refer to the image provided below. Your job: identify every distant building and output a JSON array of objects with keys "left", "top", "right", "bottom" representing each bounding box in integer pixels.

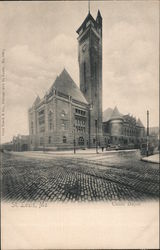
[
  {"left": 103, "top": 106, "right": 146, "bottom": 148},
  {"left": 12, "top": 135, "right": 29, "bottom": 151},
  {"left": 1, "top": 135, "right": 29, "bottom": 152}
]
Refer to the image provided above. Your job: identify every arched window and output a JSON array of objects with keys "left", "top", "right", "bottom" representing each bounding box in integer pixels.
[{"left": 63, "top": 136, "right": 67, "bottom": 143}]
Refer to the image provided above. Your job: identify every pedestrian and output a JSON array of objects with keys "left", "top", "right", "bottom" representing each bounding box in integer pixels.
[{"left": 102, "top": 146, "right": 104, "bottom": 152}]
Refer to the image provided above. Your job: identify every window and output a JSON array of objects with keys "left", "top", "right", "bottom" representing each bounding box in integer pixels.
[
  {"left": 75, "top": 108, "right": 86, "bottom": 117},
  {"left": 63, "top": 136, "right": 67, "bottom": 143},
  {"left": 48, "top": 136, "right": 51, "bottom": 144},
  {"left": 78, "top": 137, "right": 84, "bottom": 145},
  {"left": 61, "top": 121, "right": 67, "bottom": 131},
  {"left": 39, "top": 109, "right": 45, "bottom": 116}
]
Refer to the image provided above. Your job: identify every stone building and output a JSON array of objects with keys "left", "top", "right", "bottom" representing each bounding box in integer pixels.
[
  {"left": 103, "top": 106, "right": 145, "bottom": 148},
  {"left": 28, "top": 10, "right": 145, "bottom": 150},
  {"left": 28, "top": 10, "right": 103, "bottom": 150},
  {"left": 28, "top": 69, "right": 89, "bottom": 150}
]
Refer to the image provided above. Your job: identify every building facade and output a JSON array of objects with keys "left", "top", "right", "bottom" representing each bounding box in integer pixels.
[
  {"left": 28, "top": 69, "right": 89, "bottom": 150},
  {"left": 103, "top": 106, "right": 146, "bottom": 148},
  {"left": 28, "top": 10, "right": 146, "bottom": 150}
]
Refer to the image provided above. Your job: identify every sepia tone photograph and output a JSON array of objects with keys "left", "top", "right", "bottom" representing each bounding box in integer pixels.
[{"left": 0, "top": 0, "right": 159, "bottom": 249}]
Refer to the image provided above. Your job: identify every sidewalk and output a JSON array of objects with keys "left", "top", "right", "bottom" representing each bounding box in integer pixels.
[
  {"left": 5, "top": 148, "right": 138, "bottom": 156},
  {"left": 142, "top": 154, "right": 159, "bottom": 164}
]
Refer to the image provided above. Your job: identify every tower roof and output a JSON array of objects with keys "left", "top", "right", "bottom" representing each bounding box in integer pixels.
[
  {"left": 103, "top": 106, "right": 123, "bottom": 122},
  {"left": 76, "top": 12, "right": 97, "bottom": 34},
  {"left": 33, "top": 95, "right": 40, "bottom": 106},
  {"left": 103, "top": 107, "right": 113, "bottom": 122},
  {"left": 96, "top": 10, "right": 102, "bottom": 25},
  {"left": 51, "top": 69, "right": 88, "bottom": 104},
  {"left": 97, "top": 9, "right": 102, "bottom": 18},
  {"left": 110, "top": 106, "right": 123, "bottom": 120},
  {"left": 136, "top": 118, "right": 144, "bottom": 127}
]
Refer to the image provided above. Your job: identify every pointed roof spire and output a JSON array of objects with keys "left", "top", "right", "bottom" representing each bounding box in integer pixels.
[
  {"left": 136, "top": 118, "right": 144, "bottom": 127},
  {"left": 88, "top": 0, "right": 90, "bottom": 13},
  {"left": 110, "top": 106, "right": 123, "bottom": 120},
  {"left": 96, "top": 9, "right": 102, "bottom": 26},
  {"left": 97, "top": 9, "right": 102, "bottom": 18},
  {"left": 33, "top": 95, "right": 40, "bottom": 106}
]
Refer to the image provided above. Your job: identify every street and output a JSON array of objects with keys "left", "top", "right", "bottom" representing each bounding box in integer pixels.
[{"left": 1, "top": 150, "right": 159, "bottom": 202}]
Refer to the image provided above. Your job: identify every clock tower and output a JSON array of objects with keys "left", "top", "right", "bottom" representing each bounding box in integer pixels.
[{"left": 77, "top": 10, "right": 103, "bottom": 147}]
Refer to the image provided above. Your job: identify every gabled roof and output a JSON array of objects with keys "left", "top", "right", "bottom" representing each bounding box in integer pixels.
[
  {"left": 110, "top": 106, "right": 123, "bottom": 120},
  {"left": 50, "top": 69, "right": 88, "bottom": 104},
  {"left": 136, "top": 118, "right": 144, "bottom": 127}
]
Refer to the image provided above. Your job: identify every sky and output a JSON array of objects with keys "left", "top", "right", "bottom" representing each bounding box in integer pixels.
[{"left": 0, "top": 0, "right": 159, "bottom": 143}]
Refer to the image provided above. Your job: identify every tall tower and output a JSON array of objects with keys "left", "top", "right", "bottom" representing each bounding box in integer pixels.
[{"left": 77, "top": 10, "right": 103, "bottom": 147}]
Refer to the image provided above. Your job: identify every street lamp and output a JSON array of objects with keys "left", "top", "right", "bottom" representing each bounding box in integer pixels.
[{"left": 146, "top": 110, "right": 149, "bottom": 157}]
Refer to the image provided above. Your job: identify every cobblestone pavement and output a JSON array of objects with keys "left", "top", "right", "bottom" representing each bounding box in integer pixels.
[{"left": 1, "top": 151, "right": 159, "bottom": 202}]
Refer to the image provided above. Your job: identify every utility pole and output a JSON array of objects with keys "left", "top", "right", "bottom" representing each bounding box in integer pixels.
[
  {"left": 73, "top": 124, "right": 76, "bottom": 154},
  {"left": 89, "top": 103, "right": 93, "bottom": 148},
  {"left": 88, "top": 0, "right": 90, "bottom": 13},
  {"left": 43, "top": 131, "right": 45, "bottom": 153},
  {"left": 146, "top": 110, "right": 149, "bottom": 157},
  {"left": 95, "top": 119, "right": 98, "bottom": 154}
]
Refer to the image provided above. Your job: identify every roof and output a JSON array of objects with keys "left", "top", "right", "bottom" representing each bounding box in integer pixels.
[
  {"left": 110, "top": 106, "right": 123, "bottom": 120},
  {"left": 50, "top": 69, "right": 88, "bottom": 104},
  {"left": 103, "top": 106, "right": 123, "bottom": 122},
  {"left": 76, "top": 12, "right": 97, "bottom": 34},
  {"left": 33, "top": 96, "right": 40, "bottom": 106},
  {"left": 103, "top": 107, "right": 113, "bottom": 122},
  {"left": 136, "top": 118, "right": 144, "bottom": 127}
]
